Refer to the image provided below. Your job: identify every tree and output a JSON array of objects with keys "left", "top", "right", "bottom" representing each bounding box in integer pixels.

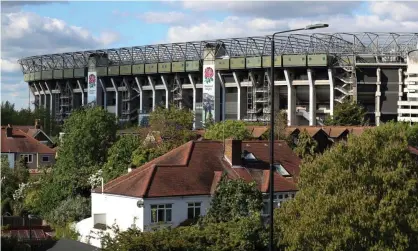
[
  {"left": 37, "top": 107, "right": 117, "bottom": 216},
  {"left": 205, "top": 120, "right": 251, "bottom": 141},
  {"left": 277, "top": 122, "right": 418, "bottom": 250},
  {"left": 46, "top": 196, "right": 90, "bottom": 227},
  {"left": 204, "top": 174, "right": 263, "bottom": 223},
  {"left": 261, "top": 110, "right": 291, "bottom": 143},
  {"left": 293, "top": 129, "right": 318, "bottom": 159},
  {"left": 149, "top": 105, "right": 194, "bottom": 148},
  {"left": 131, "top": 145, "right": 166, "bottom": 167},
  {"left": 324, "top": 99, "right": 367, "bottom": 126},
  {"left": 406, "top": 123, "right": 418, "bottom": 147},
  {"left": 102, "top": 135, "right": 141, "bottom": 182}
]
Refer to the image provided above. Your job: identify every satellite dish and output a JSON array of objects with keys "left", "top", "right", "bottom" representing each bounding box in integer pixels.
[{"left": 137, "top": 199, "right": 144, "bottom": 208}]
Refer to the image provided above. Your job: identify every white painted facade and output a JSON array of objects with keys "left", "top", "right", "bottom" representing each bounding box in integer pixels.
[{"left": 76, "top": 193, "right": 211, "bottom": 248}]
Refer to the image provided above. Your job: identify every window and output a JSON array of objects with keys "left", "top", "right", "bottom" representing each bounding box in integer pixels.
[
  {"left": 151, "top": 204, "right": 172, "bottom": 223},
  {"left": 242, "top": 150, "right": 257, "bottom": 161},
  {"left": 22, "top": 154, "right": 33, "bottom": 163},
  {"left": 274, "top": 164, "right": 291, "bottom": 177},
  {"left": 42, "top": 156, "right": 49, "bottom": 162},
  {"left": 187, "top": 202, "right": 201, "bottom": 219}
]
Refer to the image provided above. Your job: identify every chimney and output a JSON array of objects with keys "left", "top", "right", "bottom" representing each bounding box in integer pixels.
[
  {"left": 224, "top": 139, "right": 242, "bottom": 166},
  {"left": 35, "top": 119, "right": 41, "bottom": 129},
  {"left": 128, "top": 163, "right": 136, "bottom": 173},
  {"left": 6, "top": 124, "right": 13, "bottom": 138}
]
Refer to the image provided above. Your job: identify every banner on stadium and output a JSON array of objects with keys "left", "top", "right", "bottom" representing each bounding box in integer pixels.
[
  {"left": 202, "top": 64, "right": 215, "bottom": 124},
  {"left": 87, "top": 71, "right": 98, "bottom": 105}
]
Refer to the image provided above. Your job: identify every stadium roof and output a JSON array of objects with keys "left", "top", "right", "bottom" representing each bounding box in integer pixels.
[{"left": 18, "top": 32, "right": 418, "bottom": 73}]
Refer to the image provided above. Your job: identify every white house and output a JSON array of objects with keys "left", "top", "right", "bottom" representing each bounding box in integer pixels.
[{"left": 76, "top": 139, "right": 301, "bottom": 248}]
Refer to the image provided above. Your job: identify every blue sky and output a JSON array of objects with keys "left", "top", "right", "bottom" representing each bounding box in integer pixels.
[{"left": 2, "top": 0, "right": 418, "bottom": 110}]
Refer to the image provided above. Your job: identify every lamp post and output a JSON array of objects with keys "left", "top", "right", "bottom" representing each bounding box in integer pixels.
[{"left": 269, "top": 23, "right": 329, "bottom": 251}]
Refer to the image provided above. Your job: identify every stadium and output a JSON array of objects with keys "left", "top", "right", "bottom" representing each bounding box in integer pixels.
[{"left": 18, "top": 32, "right": 418, "bottom": 128}]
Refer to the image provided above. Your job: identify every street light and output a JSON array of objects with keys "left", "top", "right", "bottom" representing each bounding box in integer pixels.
[{"left": 269, "top": 23, "right": 329, "bottom": 251}]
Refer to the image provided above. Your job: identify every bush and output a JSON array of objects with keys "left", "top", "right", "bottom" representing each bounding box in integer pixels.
[
  {"left": 46, "top": 196, "right": 90, "bottom": 227},
  {"left": 205, "top": 120, "right": 251, "bottom": 140}
]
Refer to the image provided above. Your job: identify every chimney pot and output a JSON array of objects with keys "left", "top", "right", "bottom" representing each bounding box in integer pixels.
[
  {"left": 224, "top": 138, "right": 242, "bottom": 166},
  {"left": 6, "top": 126, "right": 13, "bottom": 138}
]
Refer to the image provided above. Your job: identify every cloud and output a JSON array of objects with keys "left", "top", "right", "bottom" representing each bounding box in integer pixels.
[
  {"left": 139, "top": 11, "right": 188, "bottom": 25},
  {"left": 0, "top": 1, "right": 65, "bottom": 13},
  {"left": 180, "top": 1, "right": 361, "bottom": 19},
  {"left": 1, "top": 11, "right": 120, "bottom": 109},
  {"left": 166, "top": 12, "right": 418, "bottom": 43},
  {"left": 369, "top": 1, "right": 418, "bottom": 22}
]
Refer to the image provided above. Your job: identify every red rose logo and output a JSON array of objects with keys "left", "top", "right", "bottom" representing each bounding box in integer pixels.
[
  {"left": 88, "top": 74, "right": 96, "bottom": 84},
  {"left": 204, "top": 67, "right": 214, "bottom": 78}
]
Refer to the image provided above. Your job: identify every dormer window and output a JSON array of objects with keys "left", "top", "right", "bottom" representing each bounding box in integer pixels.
[
  {"left": 274, "top": 164, "right": 291, "bottom": 177},
  {"left": 242, "top": 150, "right": 257, "bottom": 161}
]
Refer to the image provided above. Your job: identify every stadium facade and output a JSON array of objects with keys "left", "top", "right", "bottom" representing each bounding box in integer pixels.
[{"left": 18, "top": 32, "right": 418, "bottom": 128}]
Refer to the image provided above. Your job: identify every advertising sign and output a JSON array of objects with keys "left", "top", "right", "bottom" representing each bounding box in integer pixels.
[
  {"left": 202, "top": 65, "right": 215, "bottom": 123},
  {"left": 87, "top": 72, "right": 98, "bottom": 105}
]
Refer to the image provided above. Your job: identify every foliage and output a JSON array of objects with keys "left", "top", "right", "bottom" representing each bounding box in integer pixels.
[
  {"left": 1, "top": 101, "right": 60, "bottom": 136},
  {"left": 46, "top": 196, "right": 90, "bottom": 227},
  {"left": 204, "top": 112, "right": 215, "bottom": 129},
  {"left": 324, "top": 99, "right": 367, "bottom": 126},
  {"left": 1, "top": 156, "right": 30, "bottom": 216},
  {"left": 204, "top": 174, "right": 263, "bottom": 223},
  {"left": 131, "top": 145, "right": 166, "bottom": 167},
  {"left": 102, "top": 135, "right": 141, "bottom": 182},
  {"left": 277, "top": 122, "right": 418, "bottom": 251},
  {"left": 293, "top": 129, "right": 318, "bottom": 159},
  {"left": 261, "top": 110, "right": 290, "bottom": 141},
  {"left": 205, "top": 120, "right": 252, "bottom": 140},
  {"left": 406, "top": 123, "right": 418, "bottom": 147},
  {"left": 36, "top": 107, "right": 117, "bottom": 217},
  {"left": 101, "top": 214, "right": 268, "bottom": 251},
  {"left": 149, "top": 105, "right": 194, "bottom": 147}
]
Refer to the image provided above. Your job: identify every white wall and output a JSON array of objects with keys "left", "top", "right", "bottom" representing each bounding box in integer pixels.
[
  {"left": 143, "top": 195, "right": 211, "bottom": 230},
  {"left": 91, "top": 192, "right": 144, "bottom": 231}
]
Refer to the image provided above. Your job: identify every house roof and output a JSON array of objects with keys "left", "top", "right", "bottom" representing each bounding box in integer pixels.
[
  {"left": 1, "top": 127, "right": 55, "bottom": 154},
  {"left": 246, "top": 126, "right": 269, "bottom": 138},
  {"left": 95, "top": 140, "right": 301, "bottom": 198}
]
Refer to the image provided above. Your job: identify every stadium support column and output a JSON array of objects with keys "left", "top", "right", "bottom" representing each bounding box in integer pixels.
[
  {"left": 233, "top": 72, "right": 242, "bottom": 120},
  {"left": 99, "top": 79, "right": 107, "bottom": 109},
  {"left": 216, "top": 72, "right": 226, "bottom": 121},
  {"left": 284, "top": 70, "right": 296, "bottom": 126},
  {"left": 161, "top": 76, "right": 170, "bottom": 109},
  {"left": 202, "top": 45, "right": 221, "bottom": 123},
  {"left": 375, "top": 68, "right": 381, "bottom": 126},
  {"left": 188, "top": 74, "right": 197, "bottom": 129},
  {"left": 110, "top": 78, "right": 119, "bottom": 119},
  {"left": 328, "top": 68, "right": 335, "bottom": 117},
  {"left": 38, "top": 82, "right": 47, "bottom": 109},
  {"left": 307, "top": 69, "right": 316, "bottom": 126},
  {"left": 147, "top": 76, "right": 156, "bottom": 111},
  {"left": 33, "top": 83, "right": 40, "bottom": 107},
  {"left": 77, "top": 80, "right": 85, "bottom": 106},
  {"left": 44, "top": 82, "right": 53, "bottom": 116},
  {"left": 135, "top": 77, "right": 143, "bottom": 113}
]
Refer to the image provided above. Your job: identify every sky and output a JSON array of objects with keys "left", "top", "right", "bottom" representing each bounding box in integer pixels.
[{"left": 1, "top": 0, "right": 418, "bottom": 110}]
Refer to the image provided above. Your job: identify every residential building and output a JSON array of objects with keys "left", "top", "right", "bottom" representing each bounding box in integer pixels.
[
  {"left": 13, "top": 119, "right": 55, "bottom": 147},
  {"left": 1, "top": 125, "right": 56, "bottom": 173},
  {"left": 76, "top": 139, "right": 301, "bottom": 247}
]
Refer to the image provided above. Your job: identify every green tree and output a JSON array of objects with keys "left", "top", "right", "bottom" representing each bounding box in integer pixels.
[
  {"left": 149, "top": 105, "right": 194, "bottom": 148},
  {"left": 205, "top": 120, "right": 251, "bottom": 140},
  {"left": 37, "top": 107, "right": 117, "bottom": 217},
  {"left": 261, "top": 110, "right": 290, "bottom": 141},
  {"left": 1, "top": 156, "right": 16, "bottom": 215},
  {"left": 46, "top": 196, "right": 90, "bottom": 227},
  {"left": 406, "top": 123, "right": 418, "bottom": 147},
  {"left": 277, "top": 122, "right": 418, "bottom": 251},
  {"left": 204, "top": 174, "right": 263, "bottom": 223},
  {"left": 102, "top": 135, "right": 141, "bottom": 182},
  {"left": 324, "top": 99, "right": 367, "bottom": 126},
  {"left": 131, "top": 145, "right": 166, "bottom": 167},
  {"left": 293, "top": 129, "right": 318, "bottom": 159}
]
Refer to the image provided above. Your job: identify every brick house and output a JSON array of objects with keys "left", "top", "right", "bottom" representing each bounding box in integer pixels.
[{"left": 1, "top": 125, "right": 56, "bottom": 173}]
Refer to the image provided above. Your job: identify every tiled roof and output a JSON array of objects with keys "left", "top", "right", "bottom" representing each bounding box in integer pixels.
[
  {"left": 96, "top": 140, "right": 301, "bottom": 198},
  {"left": 0, "top": 127, "right": 55, "bottom": 154},
  {"left": 246, "top": 126, "right": 269, "bottom": 138}
]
